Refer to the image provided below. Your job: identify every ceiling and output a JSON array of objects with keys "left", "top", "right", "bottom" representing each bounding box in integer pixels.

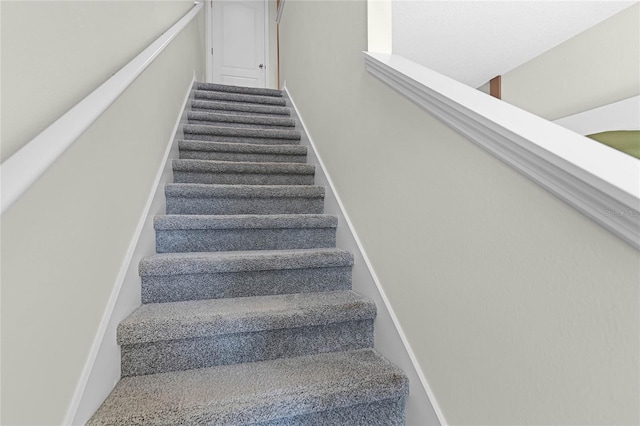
[{"left": 391, "top": 1, "right": 637, "bottom": 88}]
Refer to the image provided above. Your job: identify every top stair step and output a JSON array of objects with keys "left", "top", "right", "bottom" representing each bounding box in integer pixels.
[
  {"left": 195, "top": 90, "right": 287, "bottom": 106},
  {"left": 196, "top": 82, "right": 282, "bottom": 98}
]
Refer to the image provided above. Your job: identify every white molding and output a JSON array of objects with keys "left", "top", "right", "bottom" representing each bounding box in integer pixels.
[
  {"left": 364, "top": 52, "right": 640, "bottom": 250},
  {"left": 284, "top": 84, "right": 445, "bottom": 426},
  {"left": 0, "top": 2, "right": 204, "bottom": 215},
  {"left": 276, "top": 0, "right": 285, "bottom": 23},
  {"left": 64, "top": 77, "right": 196, "bottom": 426},
  {"left": 205, "top": 0, "right": 214, "bottom": 83},
  {"left": 263, "top": 0, "right": 270, "bottom": 89},
  {"left": 554, "top": 95, "right": 640, "bottom": 135}
]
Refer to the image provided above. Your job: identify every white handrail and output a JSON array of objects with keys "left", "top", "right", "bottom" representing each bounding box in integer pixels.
[
  {"left": 0, "top": 1, "right": 204, "bottom": 215},
  {"left": 365, "top": 52, "right": 640, "bottom": 250}
]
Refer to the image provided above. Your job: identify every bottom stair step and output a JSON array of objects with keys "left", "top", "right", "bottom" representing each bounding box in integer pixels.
[{"left": 88, "top": 349, "right": 408, "bottom": 426}]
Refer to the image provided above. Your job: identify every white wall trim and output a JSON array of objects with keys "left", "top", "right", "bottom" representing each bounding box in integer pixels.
[
  {"left": 64, "top": 76, "right": 197, "bottom": 426},
  {"left": 263, "top": 0, "right": 271, "bottom": 89},
  {"left": 205, "top": 0, "right": 213, "bottom": 83},
  {"left": 553, "top": 95, "right": 640, "bottom": 136},
  {"left": 365, "top": 52, "right": 640, "bottom": 250},
  {"left": 0, "top": 2, "right": 203, "bottom": 215},
  {"left": 284, "top": 84, "right": 446, "bottom": 426},
  {"left": 276, "top": 0, "right": 285, "bottom": 23}
]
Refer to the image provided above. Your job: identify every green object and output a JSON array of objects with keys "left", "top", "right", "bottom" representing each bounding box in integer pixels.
[{"left": 587, "top": 130, "right": 640, "bottom": 159}]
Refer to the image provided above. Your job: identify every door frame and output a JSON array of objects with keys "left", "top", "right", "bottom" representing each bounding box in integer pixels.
[{"left": 205, "top": 0, "right": 271, "bottom": 87}]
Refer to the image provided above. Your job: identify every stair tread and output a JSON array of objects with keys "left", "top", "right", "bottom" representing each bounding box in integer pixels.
[
  {"left": 154, "top": 214, "right": 337, "bottom": 230},
  {"left": 165, "top": 183, "right": 324, "bottom": 198},
  {"left": 184, "top": 124, "right": 301, "bottom": 140},
  {"left": 195, "top": 82, "right": 282, "bottom": 98},
  {"left": 118, "top": 290, "right": 374, "bottom": 345},
  {"left": 188, "top": 110, "right": 295, "bottom": 127},
  {"left": 173, "top": 159, "right": 314, "bottom": 175},
  {"left": 195, "top": 90, "right": 287, "bottom": 106},
  {"left": 87, "top": 349, "right": 408, "bottom": 426},
  {"left": 139, "top": 248, "right": 354, "bottom": 276},
  {"left": 178, "top": 140, "right": 307, "bottom": 154},
  {"left": 191, "top": 100, "right": 291, "bottom": 116}
]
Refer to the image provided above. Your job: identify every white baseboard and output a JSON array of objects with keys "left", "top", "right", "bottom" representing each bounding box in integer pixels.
[
  {"left": 64, "top": 75, "right": 197, "bottom": 425},
  {"left": 283, "top": 84, "right": 446, "bottom": 426}
]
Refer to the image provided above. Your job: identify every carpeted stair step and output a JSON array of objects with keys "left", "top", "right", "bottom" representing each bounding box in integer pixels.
[
  {"left": 88, "top": 349, "right": 408, "bottom": 426},
  {"left": 184, "top": 124, "right": 301, "bottom": 144},
  {"left": 195, "top": 82, "right": 282, "bottom": 98},
  {"left": 195, "top": 90, "right": 287, "bottom": 106},
  {"left": 118, "top": 291, "right": 375, "bottom": 376},
  {"left": 139, "top": 248, "right": 353, "bottom": 303},
  {"left": 178, "top": 140, "right": 307, "bottom": 163},
  {"left": 191, "top": 100, "right": 291, "bottom": 116},
  {"left": 165, "top": 183, "right": 324, "bottom": 215},
  {"left": 155, "top": 214, "right": 337, "bottom": 253},
  {"left": 172, "top": 159, "right": 315, "bottom": 185},
  {"left": 188, "top": 110, "right": 296, "bottom": 129}
]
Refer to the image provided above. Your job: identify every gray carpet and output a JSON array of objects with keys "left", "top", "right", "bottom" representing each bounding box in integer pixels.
[{"left": 89, "top": 82, "right": 408, "bottom": 425}]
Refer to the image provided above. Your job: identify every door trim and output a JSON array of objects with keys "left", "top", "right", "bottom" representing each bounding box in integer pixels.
[
  {"left": 205, "top": 1, "right": 213, "bottom": 82},
  {"left": 263, "top": 0, "right": 270, "bottom": 88}
]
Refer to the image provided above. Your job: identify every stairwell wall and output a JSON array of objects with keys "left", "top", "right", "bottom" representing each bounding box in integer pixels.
[
  {"left": 0, "top": 2, "right": 205, "bottom": 424},
  {"left": 278, "top": 1, "right": 639, "bottom": 425},
  {"left": 500, "top": 3, "right": 640, "bottom": 121}
]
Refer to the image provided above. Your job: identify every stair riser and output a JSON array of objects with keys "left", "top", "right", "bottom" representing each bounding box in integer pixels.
[
  {"left": 121, "top": 320, "right": 373, "bottom": 376},
  {"left": 165, "top": 196, "right": 324, "bottom": 215},
  {"left": 141, "top": 267, "right": 352, "bottom": 303},
  {"left": 191, "top": 100, "right": 290, "bottom": 116},
  {"left": 187, "top": 111, "right": 295, "bottom": 128},
  {"left": 195, "top": 83, "right": 282, "bottom": 98},
  {"left": 191, "top": 108, "right": 290, "bottom": 118},
  {"left": 173, "top": 171, "right": 314, "bottom": 186},
  {"left": 184, "top": 125, "right": 300, "bottom": 141},
  {"left": 183, "top": 134, "right": 300, "bottom": 145},
  {"left": 179, "top": 150, "right": 307, "bottom": 163},
  {"left": 257, "top": 397, "right": 407, "bottom": 426},
  {"left": 195, "top": 91, "right": 287, "bottom": 106},
  {"left": 188, "top": 119, "right": 294, "bottom": 130},
  {"left": 156, "top": 228, "right": 336, "bottom": 253}
]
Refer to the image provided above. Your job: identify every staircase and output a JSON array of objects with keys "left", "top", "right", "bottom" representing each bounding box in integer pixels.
[{"left": 88, "top": 83, "right": 409, "bottom": 425}]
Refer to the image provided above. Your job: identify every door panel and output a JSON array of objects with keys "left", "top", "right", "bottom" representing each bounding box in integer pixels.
[{"left": 213, "top": 1, "right": 265, "bottom": 88}]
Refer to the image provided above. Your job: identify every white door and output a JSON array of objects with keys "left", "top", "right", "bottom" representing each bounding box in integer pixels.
[{"left": 212, "top": 0, "right": 266, "bottom": 88}]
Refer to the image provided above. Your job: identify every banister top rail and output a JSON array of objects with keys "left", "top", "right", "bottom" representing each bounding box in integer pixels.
[
  {"left": 364, "top": 52, "right": 640, "bottom": 250},
  {"left": 0, "top": 1, "right": 204, "bottom": 215}
]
